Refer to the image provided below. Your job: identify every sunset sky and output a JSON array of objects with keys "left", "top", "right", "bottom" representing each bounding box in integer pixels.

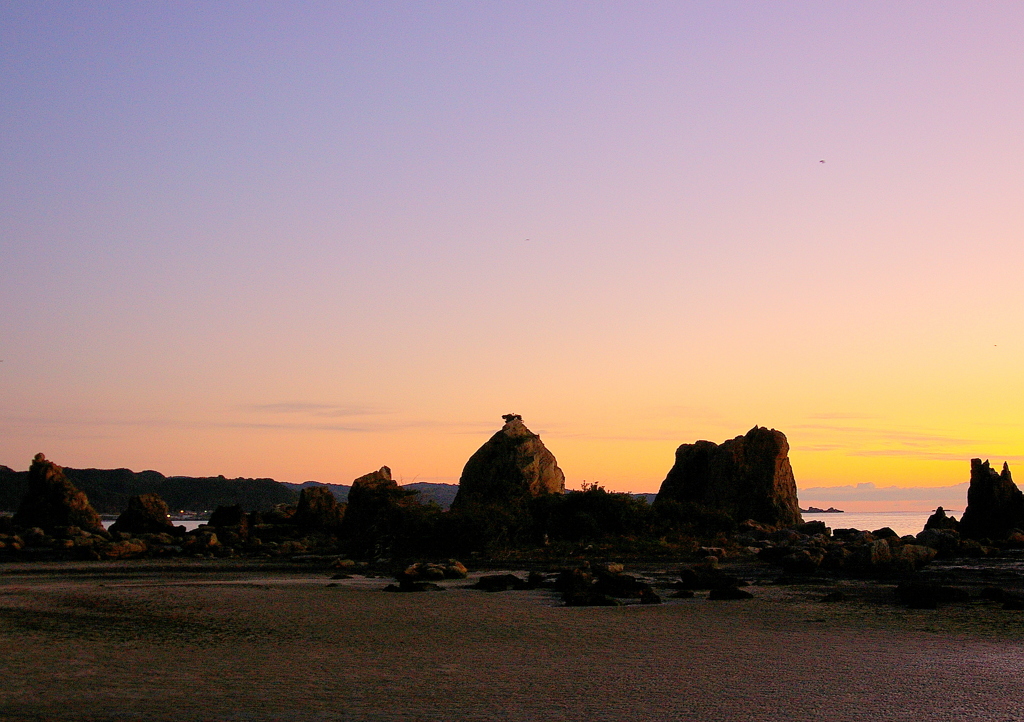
[{"left": 2, "top": 2, "right": 1023, "bottom": 501}]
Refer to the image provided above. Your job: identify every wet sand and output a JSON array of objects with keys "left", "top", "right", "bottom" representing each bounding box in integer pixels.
[{"left": 1, "top": 562, "right": 1023, "bottom": 721}]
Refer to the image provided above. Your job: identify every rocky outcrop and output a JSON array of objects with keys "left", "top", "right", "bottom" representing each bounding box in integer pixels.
[
  {"left": 924, "top": 506, "right": 960, "bottom": 532},
  {"left": 966, "top": 460, "right": 1024, "bottom": 538},
  {"left": 654, "top": 427, "right": 802, "bottom": 528},
  {"left": 294, "top": 485, "right": 345, "bottom": 532},
  {"left": 12, "top": 454, "right": 106, "bottom": 535},
  {"left": 451, "top": 415, "right": 565, "bottom": 509},
  {"left": 109, "top": 493, "right": 180, "bottom": 535},
  {"left": 959, "top": 459, "right": 1024, "bottom": 540},
  {"left": 208, "top": 504, "right": 248, "bottom": 529},
  {"left": 339, "top": 467, "right": 417, "bottom": 553}
]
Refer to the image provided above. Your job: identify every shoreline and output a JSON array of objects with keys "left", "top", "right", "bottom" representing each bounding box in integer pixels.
[{"left": 2, "top": 558, "right": 1023, "bottom": 721}]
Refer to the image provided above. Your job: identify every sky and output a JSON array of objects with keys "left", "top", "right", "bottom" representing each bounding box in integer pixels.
[{"left": 2, "top": 2, "right": 1023, "bottom": 506}]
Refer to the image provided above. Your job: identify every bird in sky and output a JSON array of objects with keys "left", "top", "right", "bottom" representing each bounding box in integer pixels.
[{"left": 819, "top": 160, "right": 825, "bottom": 163}]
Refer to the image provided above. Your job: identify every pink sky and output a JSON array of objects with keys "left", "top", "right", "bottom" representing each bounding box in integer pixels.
[{"left": 2, "top": 3, "right": 1023, "bottom": 500}]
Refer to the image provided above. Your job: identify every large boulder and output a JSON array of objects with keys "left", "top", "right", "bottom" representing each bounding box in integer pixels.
[
  {"left": 12, "top": 454, "right": 106, "bottom": 536},
  {"left": 959, "top": 459, "right": 1024, "bottom": 540},
  {"left": 109, "top": 493, "right": 178, "bottom": 535},
  {"left": 451, "top": 414, "right": 565, "bottom": 509},
  {"left": 654, "top": 427, "right": 802, "bottom": 528}
]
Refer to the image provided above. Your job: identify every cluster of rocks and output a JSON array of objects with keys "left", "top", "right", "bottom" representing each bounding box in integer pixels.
[
  {"left": 554, "top": 562, "right": 663, "bottom": 606},
  {"left": 747, "top": 517, "right": 1019, "bottom": 576},
  {"left": 893, "top": 581, "right": 1024, "bottom": 611},
  {"left": 674, "top": 558, "right": 754, "bottom": 599},
  {"left": 0, "top": 454, "right": 410, "bottom": 561},
  {"left": 382, "top": 560, "right": 469, "bottom": 592}
]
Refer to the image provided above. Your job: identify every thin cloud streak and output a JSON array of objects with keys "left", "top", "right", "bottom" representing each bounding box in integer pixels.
[
  {"left": 798, "top": 481, "right": 971, "bottom": 502},
  {"left": 791, "top": 424, "right": 981, "bottom": 447},
  {"left": 246, "top": 403, "right": 389, "bottom": 418}
]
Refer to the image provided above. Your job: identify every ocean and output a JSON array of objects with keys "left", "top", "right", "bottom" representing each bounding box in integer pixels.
[
  {"left": 802, "top": 510, "right": 942, "bottom": 537},
  {"left": 101, "top": 520, "right": 206, "bottom": 532}
]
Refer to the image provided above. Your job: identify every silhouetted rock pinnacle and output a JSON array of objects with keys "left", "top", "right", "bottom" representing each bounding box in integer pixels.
[
  {"left": 13, "top": 453, "right": 106, "bottom": 535},
  {"left": 959, "top": 459, "right": 1024, "bottom": 540},
  {"left": 452, "top": 415, "right": 565, "bottom": 509}
]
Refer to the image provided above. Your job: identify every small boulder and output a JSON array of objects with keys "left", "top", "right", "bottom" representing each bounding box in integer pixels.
[
  {"left": 183, "top": 530, "right": 220, "bottom": 551},
  {"left": 639, "top": 587, "right": 662, "bottom": 604},
  {"left": 444, "top": 559, "right": 469, "bottom": 579},
  {"left": 915, "top": 528, "right": 961, "bottom": 557},
  {"left": 780, "top": 549, "right": 824, "bottom": 573},
  {"left": 857, "top": 539, "right": 893, "bottom": 568},
  {"left": 796, "top": 520, "right": 829, "bottom": 537},
  {"left": 474, "top": 573, "right": 528, "bottom": 592},
  {"left": 897, "top": 581, "right": 970, "bottom": 609},
  {"left": 709, "top": 587, "right": 754, "bottom": 600},
  {"left": 109, "top": 493, "right": 179, "bottom": 536},
  {"left": 924, "top": 507, "right": 960, "bottom": 532},
  {"left": 820, "top": 591, "right": 847, "bottom": 603},
  {"left": 99, "top": 539, "right": 148, "bottom": 560},
  {"left": 891, "top": 544, "right": 938, "bottom": 572},
  {"left": 208, "top": 505, "right": 250, "bottom": 539}
]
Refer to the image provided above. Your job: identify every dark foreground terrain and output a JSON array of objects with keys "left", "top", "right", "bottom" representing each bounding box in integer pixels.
[{"left": 2, "top": 558, "right": 1023, "bottom": 722}]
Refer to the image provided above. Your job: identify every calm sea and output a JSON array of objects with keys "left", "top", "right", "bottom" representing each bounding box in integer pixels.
[
  {"left": 802, "top": 510, "right": 943, "bottom": 537},
  {"left": 100, "top": 520, "right": 205, "bottom": 532}
]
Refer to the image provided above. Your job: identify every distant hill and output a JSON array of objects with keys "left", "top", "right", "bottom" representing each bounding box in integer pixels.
[
  {"left": 1, "top": 462, "right": 658, "bottom": 516},
  {"left": 280, "top": 481, "right": 461, "bottom": 509},
  {"left": 0, "top": 464, "right": 298, "bottom": 515},
  {"left": 281, "top": 481, "right": 350, "bottom": 502},
  {"left": 403, "top": 482, "right": 460, "bottom": 509}
]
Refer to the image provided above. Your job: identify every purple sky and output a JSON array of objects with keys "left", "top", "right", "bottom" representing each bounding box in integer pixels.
[{"left": 3, "top": 2, "right": 1023, "bottom": 496}]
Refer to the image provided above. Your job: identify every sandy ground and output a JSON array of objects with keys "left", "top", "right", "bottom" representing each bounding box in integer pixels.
[{"left": 1, "top": 562, "right": 1023, "bottom": 721}]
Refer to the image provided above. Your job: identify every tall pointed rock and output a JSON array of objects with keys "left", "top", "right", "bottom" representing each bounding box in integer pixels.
[
  {"left": 13, "top": 453, "right": 106, "bottom": 535},
  {"left": 452, "top": 414, "right": 565, "bottom": 509},
  {"left": 959, "top": 459, "right": 1024, "bottom": 540}
]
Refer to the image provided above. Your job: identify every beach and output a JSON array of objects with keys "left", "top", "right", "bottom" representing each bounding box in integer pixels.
[{"left": 2, "top": 561, "right": 1023, "bottom": 721}]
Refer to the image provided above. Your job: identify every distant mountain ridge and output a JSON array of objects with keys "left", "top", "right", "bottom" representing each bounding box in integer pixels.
[
  {"left": 2, "top": 461, "right": 659, "bottom": 516},
  {"left": 279, "top": 481, "right": 462, "bottom": 509},
  {"left": 0, "top": 464, "right": 298, "bottom": 515}
]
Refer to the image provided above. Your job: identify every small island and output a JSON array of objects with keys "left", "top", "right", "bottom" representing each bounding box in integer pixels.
[{"left": 801, "top": 506, "right": 845, "bottom": 513}]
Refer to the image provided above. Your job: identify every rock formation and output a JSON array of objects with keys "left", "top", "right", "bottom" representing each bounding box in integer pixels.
[
  {"left": 959, "top": 459, "right": 1024, "bottom": 540},
  {"left": 654, "top": 426, "right": 802, "bottom": 528},
  {"left": 451, "top": 414, "right": 565, "bottom": 509},
  {"left": 12, "top": 454, "right": 106, "bottom": 535},
  {"left": 340, "top": 467, "right": 417, "bottom": 552},
  {"left": 208, "top": 504, "right": 248, "bottom": 529},
  {"left": 294, "top": 485, "right": 345, "bottom": 532},
  {"left": 109, "top": 493, "right": 179, "bottom": 535},
  {"left": 923, "top": 506, "right": 960, "bottom": 532}
]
